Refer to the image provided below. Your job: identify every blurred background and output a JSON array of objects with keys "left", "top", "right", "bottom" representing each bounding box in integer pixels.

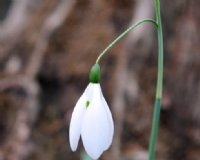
[{"left": 0, "top": 0, "right": 200, "bottom": 160}]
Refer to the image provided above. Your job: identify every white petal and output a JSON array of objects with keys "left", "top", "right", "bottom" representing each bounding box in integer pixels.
[
  {"left": 69, "top": 84, "right": 93, "bottom": 151},
  {"left": 100, "top": 92, "right": 114, "bottom": 150},
  {"left": 84, "top": 83, "right": 94, "bottom": 101},
  {"left": 81, "top": 84, "right": 112, "bottom": 159}
]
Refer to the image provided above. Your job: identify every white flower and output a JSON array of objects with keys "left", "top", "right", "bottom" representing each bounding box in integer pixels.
[{"left": 69, "top": 83, "right": 114, "bottom": 159}]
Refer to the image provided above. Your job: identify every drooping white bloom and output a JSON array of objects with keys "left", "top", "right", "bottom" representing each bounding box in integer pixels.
[{"left": 69, "top": 83, "right": 114, "bottom": 159}]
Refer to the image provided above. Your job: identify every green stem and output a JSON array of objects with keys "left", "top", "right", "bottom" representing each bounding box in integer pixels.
[
  {"left": 96, "top": 19, "right": 158, "bottom": 64},
  {"left": 148, "top": 99, "right": 161, "bottom": 160},
  {"left": 155, "top": 0, "right": 163, "bottom": 99},
  {"left": 148, "top": 0, "right": 163, "bottom": 160}
]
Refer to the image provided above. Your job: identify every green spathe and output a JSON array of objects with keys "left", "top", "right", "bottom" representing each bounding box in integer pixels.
[{"left": 89, "top": 64, "right": 101, "bottom": 83}]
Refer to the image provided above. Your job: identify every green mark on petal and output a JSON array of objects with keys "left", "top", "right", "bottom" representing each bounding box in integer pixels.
[{"left": 86, "top": 100, "right": 90, "bottom": 108}]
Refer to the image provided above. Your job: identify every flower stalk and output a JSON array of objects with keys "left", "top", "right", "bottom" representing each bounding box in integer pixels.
[
  {"left": 95, "top": 19, "right": 158, "bottom": 64},
  {"left": 148, "top": 0, "right": 163, "bottom": 160}
]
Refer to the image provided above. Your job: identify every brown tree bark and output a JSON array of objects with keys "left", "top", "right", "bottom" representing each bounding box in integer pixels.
[{"left": 0, "top": 0, "right": 200, "bottom": 160}]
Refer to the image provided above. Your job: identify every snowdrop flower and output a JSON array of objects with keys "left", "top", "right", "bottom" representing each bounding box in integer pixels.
[{"left": 69, "top": 64, "right": 114, "bottom": 159}]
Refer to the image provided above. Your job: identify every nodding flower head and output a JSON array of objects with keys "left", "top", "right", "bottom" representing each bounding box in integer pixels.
[{"left": 69, "top": 64, "right": 114, "bottom": 159}]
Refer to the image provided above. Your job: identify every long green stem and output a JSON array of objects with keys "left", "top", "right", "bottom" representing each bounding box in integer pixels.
[
  {"left": 96, "top": 19, "right": 158, "bottom": 64},
  {"left": 148, "top": 0, "right": 163, "bottom": 160}
]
